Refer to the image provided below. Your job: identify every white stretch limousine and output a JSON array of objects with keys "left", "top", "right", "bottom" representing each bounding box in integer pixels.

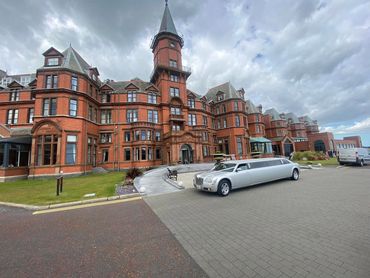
[{"left": 193, "top": 158, "right": 300, "bottom": 196}]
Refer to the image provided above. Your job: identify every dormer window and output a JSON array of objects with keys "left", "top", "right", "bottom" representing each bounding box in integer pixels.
[
  {"left": 46, "top": 57, "right": 59, "bottom": 66},
  {"left": 187, "top": 98, "right": 195, "bottom": 108},
  {"left": 216, "top": 93, "right": 224, "bottom": 101},
  {"left": 101, "top": 94, "right": 111, "bottom": 103}
]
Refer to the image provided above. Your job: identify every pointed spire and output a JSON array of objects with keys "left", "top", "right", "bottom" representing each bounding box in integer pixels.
[{"left": 159, "top": 0, "right": 178, "bottom": 35}]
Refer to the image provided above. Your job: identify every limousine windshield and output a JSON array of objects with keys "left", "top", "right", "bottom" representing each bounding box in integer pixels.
[{"left": 213, "top": 163, "right": 236, "bottom": 172}]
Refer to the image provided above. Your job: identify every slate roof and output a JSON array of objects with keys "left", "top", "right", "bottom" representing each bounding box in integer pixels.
[
  {"left": 10, "top": 127, "right": 32, "bottom": 137},
  {"left": 264, "top": 108, "right": 283, "bottom": 120},
  {"left": 205, "top": 82, "right": 241, "bottom": 102},
  {"left": 40, "top": 46, "right": 96, "bottom": 79},
  {"left": 285, "top": 112, "right": 300, "bottom": 124},
  {"left": 299, "top": 115, "right": 318, "bottom": 125},
  {"left": 107, "top": 78, "right": 158, "bottom": 94},
  {"left": 159, "top": 2, "right": 178, "bottom": 36},
  {"left": 246, "top": 100, "right": 260, "bottom": 114}
]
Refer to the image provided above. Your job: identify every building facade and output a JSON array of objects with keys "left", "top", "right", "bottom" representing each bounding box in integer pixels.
[{"left": 0, "top": 2, "right": 363, "bottom": 180}]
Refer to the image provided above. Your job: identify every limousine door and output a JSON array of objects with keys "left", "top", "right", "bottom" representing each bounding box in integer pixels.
[
  {"left": 248, "top": 160, "right": 282, "bottom": 185},
  {"left": 232, "top": 163, "right": 251, "bottom": 188}
]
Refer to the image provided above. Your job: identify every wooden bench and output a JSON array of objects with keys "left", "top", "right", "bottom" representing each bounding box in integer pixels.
[{"left": 167, "top": 168, "right": 178, "bottom": 181}]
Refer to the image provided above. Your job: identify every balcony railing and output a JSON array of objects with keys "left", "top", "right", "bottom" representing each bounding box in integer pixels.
[
  {"left": 150, "top": 63, "right": 192, "bottom": 81},
  {"left": 128, "top": 121, "right": 156, "bottom": 127},
  {"left": 169, "top": 114, "right": 185, "bottom": 121}
]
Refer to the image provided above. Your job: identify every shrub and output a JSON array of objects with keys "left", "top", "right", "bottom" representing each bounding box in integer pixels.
[
  {"left": 293, "top": 151, "right": 328, "bottom": 161},
  {"left": 126, "top": 167, "right": 143, "bottom": 180}
]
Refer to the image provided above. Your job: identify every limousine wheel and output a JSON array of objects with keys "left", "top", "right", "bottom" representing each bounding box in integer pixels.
[
  {"left": 218, "top": 180, "right": 230, "bottom": 197},
  {"left": 291, "top": 169, "right": 299, "bottom": 181}
]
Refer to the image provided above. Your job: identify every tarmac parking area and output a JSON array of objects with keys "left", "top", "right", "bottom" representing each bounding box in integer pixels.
[{"left": 146, "top": 166, "right": 370, "bottom": 278}]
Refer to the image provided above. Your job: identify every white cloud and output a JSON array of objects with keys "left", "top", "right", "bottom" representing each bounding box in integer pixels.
[{"left": 0, "top": 0, "right": 369, "bottom": 144}]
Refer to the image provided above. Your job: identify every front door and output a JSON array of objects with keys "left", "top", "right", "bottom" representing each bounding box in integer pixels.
[
  {"left": 180, "top": 144, "right": 193, "bottom": 164},
  {"left": 284, "top": 143, "right": 294, "bottom": 157},
  {"left": 182, "top": 149, "right": 189, "bottom": 164}
]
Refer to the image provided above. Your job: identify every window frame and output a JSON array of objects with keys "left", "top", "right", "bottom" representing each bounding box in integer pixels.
[
  {"left": 66, "top": 135, "right": 77, "bottom": 165},
  {"left": 7, "top": 109, "right": 19, "bottom": 124},
  {"left": 42, "top": 98, "right": 57, "bottom": 116},
  {"left": 71, "top": 76, "right": 78, "bottom": 91},
  {"left": 69, "top": 98, "right": 78, "bottom": 117},
  {"left": 127, "top": 91, "right": 137, "bottom": 102}
]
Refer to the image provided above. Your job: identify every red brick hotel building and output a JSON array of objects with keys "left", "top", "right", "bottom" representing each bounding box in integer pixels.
[{"left": 0, "top": 3, "right": 362, "bottom": 180}]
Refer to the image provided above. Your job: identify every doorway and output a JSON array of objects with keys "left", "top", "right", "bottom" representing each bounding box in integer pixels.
[{"left": 180, "top": 144, "right": 193, "bottom": 164}]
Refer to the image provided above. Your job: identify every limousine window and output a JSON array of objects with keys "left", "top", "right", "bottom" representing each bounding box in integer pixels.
[
  {"left": 236, "top": 163, "right": 248, "bottom": 171},
  {"left": 213, "top": 163, "right": 236, "bottom": 171},
  {"left": 249, "top": 160, "right": 281, "bottom": 169}
]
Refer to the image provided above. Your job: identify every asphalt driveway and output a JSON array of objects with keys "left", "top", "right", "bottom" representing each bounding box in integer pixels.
[{"left": 0, "top": 200, "right": 207, "bottom": 278}]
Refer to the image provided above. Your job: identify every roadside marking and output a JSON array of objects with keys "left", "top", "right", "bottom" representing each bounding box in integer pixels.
[{"left": 33, "top": 197, "right": 142, "bottom": 215}]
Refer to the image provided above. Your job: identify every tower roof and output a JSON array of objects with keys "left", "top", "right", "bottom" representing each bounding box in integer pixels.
[
  {"left": 158, "top": 1, "right": 178, "bottom": 36},
  {"left": 151, "top": 1, "right": 183, "bottom": 49}
]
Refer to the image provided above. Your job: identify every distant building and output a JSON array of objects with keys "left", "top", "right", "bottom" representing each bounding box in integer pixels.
[{"left": 0, "top": 2, "right": 363, "bottom": 181}]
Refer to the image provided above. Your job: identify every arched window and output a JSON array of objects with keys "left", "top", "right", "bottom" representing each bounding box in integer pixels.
[{"left": 314, "top": 140, "right": 326, "bottom": 152}]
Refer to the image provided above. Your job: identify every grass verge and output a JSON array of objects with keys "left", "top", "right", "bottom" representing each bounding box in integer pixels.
[{"left": 0, "top": 172, "right": 124, "bottom": 206}]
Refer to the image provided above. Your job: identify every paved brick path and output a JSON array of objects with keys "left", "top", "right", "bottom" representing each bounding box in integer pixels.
[{"left": 146, "top": 167, "right": 370, "bottom": 278}]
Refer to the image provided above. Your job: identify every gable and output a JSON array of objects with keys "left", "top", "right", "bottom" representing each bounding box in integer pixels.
[
  {"left": 28, "top": 79, "right": 37, "bottom": 87},
  {"left": 100, "top": 84, "right": 114, "bottom": 91},
  {"left": 145, "top": 85, "right": 159, "bottom": 92},
  {"left": 42, "top": 47, "right": 64, "bottom": 57},
  {"left": 8, "top": 80, "right": 24, "bottom": 89},
  {"left": 124, "top": 83, "right": 139, "bottom": 90}
]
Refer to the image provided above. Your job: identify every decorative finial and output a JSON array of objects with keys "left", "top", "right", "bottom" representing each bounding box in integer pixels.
[{"left": 165, "top": 0, "right": 168, "bottom": 6}]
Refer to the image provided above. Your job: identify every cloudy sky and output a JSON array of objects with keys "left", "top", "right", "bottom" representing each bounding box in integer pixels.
[{"left": 1, "top": 0, "right": 369, "bottom": 145}]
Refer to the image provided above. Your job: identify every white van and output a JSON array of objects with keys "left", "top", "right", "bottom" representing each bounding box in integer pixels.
[{"left": 337, "top": 148, "right": 370, "bottom": 166}]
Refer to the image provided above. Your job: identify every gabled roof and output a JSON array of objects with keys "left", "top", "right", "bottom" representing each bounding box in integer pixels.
[
  {"left": 43, "top": 47, "right": 64, "bottom": 57},
  {"left": 159, "top": 2, "right": 178, "bottom": 36},
  {"left": 28, "top": 78, "right": 37, "bottom": 87},
  {"left": 264, "top": 108, "right": 283, "bottom": 120},
  {"left": 187, "top": 89, "right": 201, "bottom": 99},
  {"left": 7, "top": 80, "right": 24, "bottom": 88},
  {"left": 205, "top": 82, "right": 242, "bottom": 102},
  {"left": 108, "top": 79, "right": 159, "bottom": 94}
]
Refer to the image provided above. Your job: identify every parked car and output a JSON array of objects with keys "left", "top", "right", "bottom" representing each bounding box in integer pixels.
[
  {"left": 337, "top": 148, "right": 370, "bottom": 166},
  {"left": 193, "top": 158, "right": 300, "bottom": 196}
]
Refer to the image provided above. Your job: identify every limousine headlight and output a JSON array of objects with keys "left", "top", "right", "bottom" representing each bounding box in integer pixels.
[{"left": 204, "top": 176, "right": 213, "bottom": 184}]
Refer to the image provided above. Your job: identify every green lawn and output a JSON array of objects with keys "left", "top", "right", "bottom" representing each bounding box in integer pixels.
[
  {"left": 294, "top": 157, "right": 339, "bottom": 166},
  {"left": 0, "top": 172, "right": 124, "bottom": 206}
]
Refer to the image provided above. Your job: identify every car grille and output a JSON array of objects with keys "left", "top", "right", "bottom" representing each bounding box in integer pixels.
[{"left": 196, "top": 177, "right": 203, "bottom": 185}]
